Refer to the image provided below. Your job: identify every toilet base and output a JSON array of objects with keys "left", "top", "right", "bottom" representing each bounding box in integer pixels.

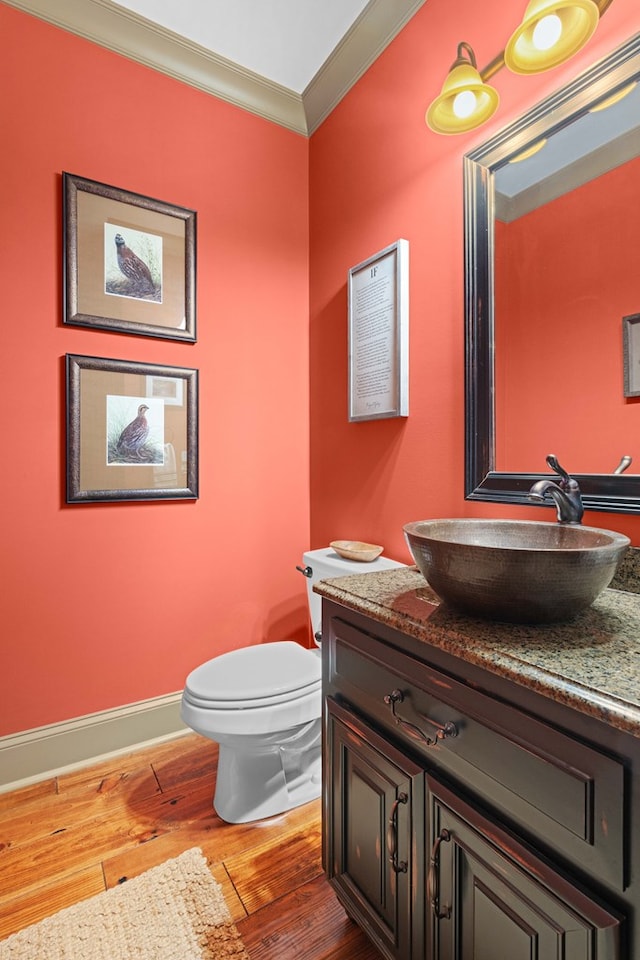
[{"left": 213, "top": 719, "right": 322, "bottom": 823}]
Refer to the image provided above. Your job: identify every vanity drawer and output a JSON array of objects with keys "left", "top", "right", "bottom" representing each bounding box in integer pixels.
[{"left": 325, "top": 615, "right": 625, "bottom": 890}]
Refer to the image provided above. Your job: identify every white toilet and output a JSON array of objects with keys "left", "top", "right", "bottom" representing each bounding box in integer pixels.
[{"left": 180, "top": 546, "right": 404, "bottom": 823}]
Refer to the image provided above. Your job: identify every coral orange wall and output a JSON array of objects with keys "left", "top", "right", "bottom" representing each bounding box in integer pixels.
[
  {"left": 3, "top": 1, "right": 640, "bottom": 740},
  {"left": 0, "top": 4, "right": 310, "bottom": 737},
  {"left": 309, "top": 0, "right": 640, "bottom": 556},
  {"left": 495, "top": 156, "right": 640, "bottom": 474}
]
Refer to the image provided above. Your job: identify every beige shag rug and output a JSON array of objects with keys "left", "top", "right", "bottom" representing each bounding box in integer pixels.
[{"left": 0, "top": 848, "right": 249, "bottom": 960}]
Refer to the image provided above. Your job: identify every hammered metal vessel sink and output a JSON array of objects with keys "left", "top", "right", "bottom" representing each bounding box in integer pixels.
[{"left": 403, "top": 519, "right": 630, "bottom": 624}]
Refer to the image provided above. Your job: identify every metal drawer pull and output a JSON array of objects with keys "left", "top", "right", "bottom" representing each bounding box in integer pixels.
[
  {"left": 383, "top": 689, "right": 458, "bottom": 746},
  {"left": 428, "top": 828, "right": 451, "bottom": 920},
  {"left": 387, "top": 792, "right": 408, "bottom": 874}
]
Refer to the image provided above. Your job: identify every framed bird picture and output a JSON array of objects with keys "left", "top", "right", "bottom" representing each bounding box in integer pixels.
[
  {"left": 63, "top": 173, "right": 197, "bottom": 342},
  {"left": 66, "top": 354, "right": 198, "bottom": 503}
]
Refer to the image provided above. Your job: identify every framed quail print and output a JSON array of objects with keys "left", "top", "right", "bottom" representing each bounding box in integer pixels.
[
  {"left": 66, "top": 354, "right": 198, "bottom": 503},
  {"left": 63, "top": 173, "right": 197, "bottom": 342}
]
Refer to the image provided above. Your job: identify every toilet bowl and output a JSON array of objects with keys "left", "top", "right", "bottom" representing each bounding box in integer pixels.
[{"left": 181, "top": 546, "right": 405, "bottom": 823}]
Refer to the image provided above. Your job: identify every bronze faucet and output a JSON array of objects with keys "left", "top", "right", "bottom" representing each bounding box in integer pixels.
[{"left": 528, "top": 454, "right": 584, "bottom": 524}]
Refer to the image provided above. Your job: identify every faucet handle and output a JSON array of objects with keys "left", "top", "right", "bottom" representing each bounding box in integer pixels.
[
  {"left": 613, "top": 455, "right": 632, "bottom": 475},
  {"left": 545, "top": 454, "right": 581, "bottom": 493},
  {"left": 530, "top": 456, "right": 584, "bottom": 523}
]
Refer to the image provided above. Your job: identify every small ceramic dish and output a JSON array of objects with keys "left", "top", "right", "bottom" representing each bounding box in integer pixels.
[{"left": 330, "top": 540, "right": 384, "bottom": 562}]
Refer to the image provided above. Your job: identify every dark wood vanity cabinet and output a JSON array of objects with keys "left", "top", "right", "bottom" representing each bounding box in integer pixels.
[
  {"left": 327, "top": 697, "right": 425, "bottom": 959},
  {"left": 428, "top": 776, "right": 622, "bottom": 960},
  {"left": 322, "top": 599, "right": 632, "bottom": 960}
]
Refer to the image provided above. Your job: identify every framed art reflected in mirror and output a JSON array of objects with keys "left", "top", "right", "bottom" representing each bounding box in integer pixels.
[{"left": 623, "top": 314, "right": 640, "bottom": 398}]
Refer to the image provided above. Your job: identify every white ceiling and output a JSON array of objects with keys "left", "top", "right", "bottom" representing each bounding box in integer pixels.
[
  {"left": 110, "top": 0, "right": 371, "bottom": 94},
  {"left": 5, "top": 0, "right": 427, "bottom": 134},
  {"left": 496, "top": 80, "right": 640, "bottom": 200}
]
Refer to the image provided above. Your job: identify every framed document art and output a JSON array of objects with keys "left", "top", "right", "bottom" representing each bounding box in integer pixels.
[
  {"left": 63, "top": 173, "right": 196, "bottom": 342},
  {"left": 623, "top": 313, "right": 640, "bottom": 397},
  {"left": 66, "top": 354, "right": 198, "bottom": 503},
  {"left": 348, "top": 239, "right": 409, "bottom": 422}
]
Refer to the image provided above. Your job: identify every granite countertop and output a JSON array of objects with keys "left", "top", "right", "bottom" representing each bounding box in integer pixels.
[{"left": 315, "top": 567, "right": 640, "bottom": 739}]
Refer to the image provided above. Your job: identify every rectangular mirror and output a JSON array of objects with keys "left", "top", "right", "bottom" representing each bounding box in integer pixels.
[{"left": 465, "top": 32, "right": 640, "bottom": 514}]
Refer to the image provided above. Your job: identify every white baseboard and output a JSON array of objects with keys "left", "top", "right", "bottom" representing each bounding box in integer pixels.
[{"left": 0, "top": 692, "right": 190, "bottom": 793}]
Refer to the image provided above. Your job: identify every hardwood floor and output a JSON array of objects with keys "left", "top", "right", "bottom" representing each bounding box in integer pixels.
[{"left": 0, "top": 732, "right": 379, "bottom": 958}]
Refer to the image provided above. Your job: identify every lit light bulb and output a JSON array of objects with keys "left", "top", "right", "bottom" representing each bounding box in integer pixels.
[
  {"left": 532, "top": 13, "right": 562, "bottom": 51},
  {"left": 453, "top": 89, "right": 477, "bottom": 119}
]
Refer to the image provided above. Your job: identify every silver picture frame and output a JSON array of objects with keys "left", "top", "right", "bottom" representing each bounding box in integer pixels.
[{"left": 348, "top": 239, "right": 409, "bottom": 422}]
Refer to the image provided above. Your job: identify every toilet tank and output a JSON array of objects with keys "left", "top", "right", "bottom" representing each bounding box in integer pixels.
[{"left": 302, "top": 546, "right": 405, "bottom": 644}]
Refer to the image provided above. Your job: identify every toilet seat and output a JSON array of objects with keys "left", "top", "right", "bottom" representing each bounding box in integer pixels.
[{"left": 183, "top": 640, "right": 320, "bottom": 710}]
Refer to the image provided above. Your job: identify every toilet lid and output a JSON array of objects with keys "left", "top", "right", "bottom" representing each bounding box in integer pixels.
[{"left": 184, "top": 640, "right": 321, "bottom": 707}]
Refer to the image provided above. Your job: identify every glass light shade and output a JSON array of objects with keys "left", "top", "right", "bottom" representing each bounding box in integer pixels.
[
  {"left": 426, "top": 61, "right": 500, "bottom": 134},
  {"left": 509, "top": 138, "right": 547, "bottom": 162},
  {"left": 504, "top": 0, "right": 599, "bottom": 74},
  {"left": 590, "top": 81, "right": 636, "bottom": 112}
]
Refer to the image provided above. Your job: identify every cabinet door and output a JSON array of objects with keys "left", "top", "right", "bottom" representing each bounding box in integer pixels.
[
  {"left": 326, "top": 615, "right": 625, "bottom": 890},
  {"left": 428, "top": 775, "right": 623, "bottom": 960},
  {"left": 325, "top": 697, "right": 425, "bottom": 960}
]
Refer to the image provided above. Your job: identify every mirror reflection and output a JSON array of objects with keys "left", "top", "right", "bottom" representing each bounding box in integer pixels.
[
  {"left": 494, "top": 80, "right": 640, "bottom": 475},
  {"left": 464, "top": 32, "right": 640, "bottom": 514}
]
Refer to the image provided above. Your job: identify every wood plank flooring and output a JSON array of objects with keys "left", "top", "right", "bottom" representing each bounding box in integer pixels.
[{"left": 0, "top": 733, "right": 379, "bottom": 958}]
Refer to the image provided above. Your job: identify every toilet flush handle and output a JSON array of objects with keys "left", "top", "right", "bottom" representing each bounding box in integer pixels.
[{"left": 296, "top": 565, "right": 312, "bottom": 577}]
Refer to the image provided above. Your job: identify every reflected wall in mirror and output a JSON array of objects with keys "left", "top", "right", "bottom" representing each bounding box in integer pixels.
[{"left": 465, "top": 32, "right": 640, "bottom": 514}]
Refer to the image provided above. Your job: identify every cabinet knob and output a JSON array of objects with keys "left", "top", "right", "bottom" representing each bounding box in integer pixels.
[{"left": 383, "top": 689, "right": 458, "bottom": 747}]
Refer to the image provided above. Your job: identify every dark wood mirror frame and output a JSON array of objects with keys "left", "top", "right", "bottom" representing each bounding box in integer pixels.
[{"left": 464, "top": 32, "right": 640, "bottom": 515}]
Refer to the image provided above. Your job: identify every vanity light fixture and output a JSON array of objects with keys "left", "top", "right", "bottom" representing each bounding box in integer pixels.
[
  {"left": 508, "top": 138, "right": 547, "bottom": 162},
  {"left": 589, "top": 79, "right": 637, "bottom": 110},
  {"left": 426, "top": 0, "right": 614, "bottom": 134},
  {"left": 504, "top": 0, "right": 599, "bottom": 74},
  {"left": 426, "top": 42, "right": 500, "bottom": 134}
]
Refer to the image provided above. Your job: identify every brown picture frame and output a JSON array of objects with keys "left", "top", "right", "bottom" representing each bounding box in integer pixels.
[
  {"left": 66, "top": 354, "right": 198, "bottom": 503},
  {"left": 63, "top": 173, "right": 196, "bottom": 342},
  {"left": 623, "top": 313, "right": 640, "bottom": 398}
]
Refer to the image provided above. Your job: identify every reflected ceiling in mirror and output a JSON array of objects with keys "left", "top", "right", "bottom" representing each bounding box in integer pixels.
[
  {"left": 464, "top": 32, "right": 640, "bottom": 514},
  {"left": 495, "top": 81, "right": 639, "bottom": 218}
]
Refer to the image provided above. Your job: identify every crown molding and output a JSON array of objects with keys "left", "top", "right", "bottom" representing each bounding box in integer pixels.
[
  {"left": 3, "top": 0, "right": 307, "bottom": 133},
  {"left": 304, "top": 0, "right": 427, "bottom": 134},
  {"left": 3, "top": 0, "right": 426, "bottom": 136}
]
